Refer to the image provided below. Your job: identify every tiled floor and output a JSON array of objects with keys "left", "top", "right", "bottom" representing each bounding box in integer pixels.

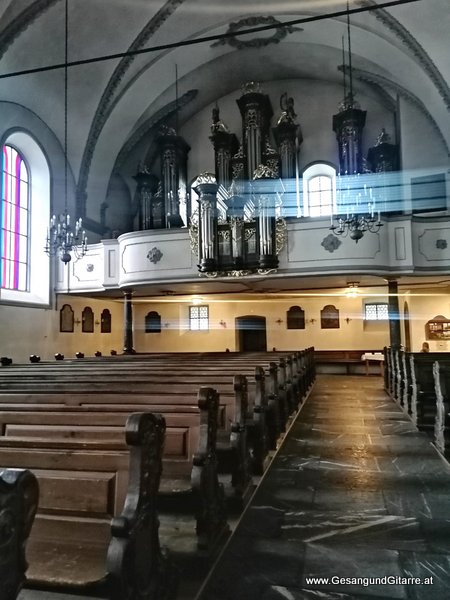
[{"left": 196, "top": 375, "right": 450, "bottom": 600}]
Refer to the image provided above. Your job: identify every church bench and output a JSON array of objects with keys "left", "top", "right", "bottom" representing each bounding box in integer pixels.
[
  {"left": 408, "top": 353, "right": 450, "bottom": 432},
  {"left": 0, "top": 351, "right": 313, "bottom": 482},
  {"left": 0, "top": 367, "right": 291, "bottom": 477},
  {"left": 0, "top": 388, "right": 231, "bottom": 554},
  {"left": 433, "top": 361, "right": 450, "bottom": 457},
  {"left": 0, "top": 413, "right": 176, "bottom": 598},
  {"left": 0, "top": 356, "right": 300, "bottom": 428},
  {"left": 0, "top": 468, "right": 39, "bottom": 599},
  {"left": 0, "top": 351, "right": 309, "bottom": 418},
  {"left": 0, "top": 379, "right": 254, "bottom": 506}
]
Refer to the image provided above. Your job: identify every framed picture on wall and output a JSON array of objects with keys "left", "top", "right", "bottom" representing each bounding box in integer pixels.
[{"left": 60, "top": 304, "right": 74, "bottom": 333}]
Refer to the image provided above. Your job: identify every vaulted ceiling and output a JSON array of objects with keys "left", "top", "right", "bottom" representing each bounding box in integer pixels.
[{"left": 0, "top": 0, "right": 448, "bottom": 228}]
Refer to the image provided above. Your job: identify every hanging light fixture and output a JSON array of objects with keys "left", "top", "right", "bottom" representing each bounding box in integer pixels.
[
  {"left": 345, "top": 281, "right": 359, "bottom": 297},
  {"left": 45, "top": 0, "right": 87, "bottom": 264},
  {"left": 330, "top": 178, "right": 383, "bottom": 241},
  {"left": 330, "top": 1, "right": 383, "bottom": 243}
]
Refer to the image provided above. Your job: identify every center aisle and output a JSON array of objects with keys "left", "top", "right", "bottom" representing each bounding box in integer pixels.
[{"left": 195, "top": 374, "right": 450, "bottom": 600}]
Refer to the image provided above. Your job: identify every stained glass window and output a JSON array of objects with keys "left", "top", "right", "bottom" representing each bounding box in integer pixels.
[
  {"left": 189, "top": 305, "right": 209, "bottom": 331},
  {"left": 1, "top": 145, "right": 30, "bottom": 291}
]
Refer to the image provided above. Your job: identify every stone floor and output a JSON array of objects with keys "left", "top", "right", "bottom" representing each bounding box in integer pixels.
[{"left": 195, "top": 374, "right": 450, "bottom": 600}]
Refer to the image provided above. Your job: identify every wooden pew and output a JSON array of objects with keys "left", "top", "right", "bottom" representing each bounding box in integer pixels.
[
  {"left": 0, "top": 350, "right": 315, "bottom": 500},
  {"left": 0, "top": 380, "right": 252, "bottom": 506},
  {"left": 432, "top": 361, "right": 450, "bottom": 457},
  {"left": 0, "top": 388, "right": 230, "bottom": 557},
  {"left": 0, "top": 358, "right": 301, "bottom": 483},
  {"left": 0, "top": 468, "right": 39, "bottom": 600},
  {"left": 5, "top": 387, "right": 228, "bottom": 550},
  {"left": 409, "top": 353, "right": 450, "bottom": 431},
  {"left": 0, "top": 412, "right": 177, "bottom": 598}
]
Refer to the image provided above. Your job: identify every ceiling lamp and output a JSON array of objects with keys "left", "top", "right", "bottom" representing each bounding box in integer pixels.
[
  {"left": 45, "top": 0, "right": 87, "bottom": 264},
  {"left": 345, "top": 282, "right": 359, "bottom": 297}
]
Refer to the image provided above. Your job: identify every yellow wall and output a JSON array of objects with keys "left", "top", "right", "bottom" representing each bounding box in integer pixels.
[
  {"left": 1, "top": 287, "right": 449, "bottom": 362},
  {"left": 0, "top": 295, "right": 123, "bottom": 362},
  {"left": 404, "top": 292, "right": 450, "bottom": 352},
  {"left": 133, "top": 294, "right": 391, "bottom": 353}
]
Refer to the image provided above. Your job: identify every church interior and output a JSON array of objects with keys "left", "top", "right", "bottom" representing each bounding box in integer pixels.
[{"left": 0, "top": 0, "right": 450, "bottom": 598}]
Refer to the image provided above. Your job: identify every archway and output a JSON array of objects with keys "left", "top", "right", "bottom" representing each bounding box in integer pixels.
[{"left": 236, "top": 316, "right": 267, "bottom": 352}]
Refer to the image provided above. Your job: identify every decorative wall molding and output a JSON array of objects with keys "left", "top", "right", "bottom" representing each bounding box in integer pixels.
[
  {"left": 356, "top": 0, "right": 450, "bottom": 111},
  {"left": 0, "top": 0, "right": 58, "bottom": 60},
  {"left": 394, "top": 227, "right": 406, "bottom": 261},
  {"left": 211, "top": 16, "right": 302, "bottom": 50},
  {"left": 418, "top": 228, "right": 450, "bottom": 262},
  {"left": 147, "top": 247, "right": 163, "bottom": 264},
  {"left": 321, "top": 233, "right": 342, "bottom": 253},
  {"left": 76, "top": 0, "right": 188, "bottom": 216}
]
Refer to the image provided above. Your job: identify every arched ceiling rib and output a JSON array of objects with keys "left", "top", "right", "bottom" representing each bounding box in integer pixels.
[
  {"left": 75, "top": 0, "right": 188, "bottom": 215},
  {"left": 0, "top": 0, "right": 59, "bottom": 59}
]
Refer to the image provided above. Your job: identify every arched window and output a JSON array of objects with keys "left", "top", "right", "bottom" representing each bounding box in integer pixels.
[
  {"left": 101, "top": 308, "right": 112, "bottom": 333},
  {"left": 302, "top": 163, "right": 336, "bottom": 217},
  {"left": 145, "top": 311, "right": 161, "bottom": 333},
  {"left": 82, "top": 306, "right": 94, "bottom": 333},
  {"left": 1, "top": 146, "right": 29, "bottom": 291},
  {"left": 287, "top": 306, "right": 305, "bottom": 330},
  {"left": 0, "top": 133, "right": 50, "bottom": 305}
]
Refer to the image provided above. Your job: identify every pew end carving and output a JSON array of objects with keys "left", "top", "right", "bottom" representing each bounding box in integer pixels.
[
  {"left": 191, "top": 387, "right": 229, "bottom": 553},
  {"left": 107, "top": 412, "right": 176, "bottom": 600},
  {"left": 0, "top": 468, "right": 39, "bottom": 600}
]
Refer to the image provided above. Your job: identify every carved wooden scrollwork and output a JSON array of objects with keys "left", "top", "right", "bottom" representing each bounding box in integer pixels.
[
  {"left": 0, "top": 468, "right": 39, "bottom": 600},
  {"left": 192, "top": 388, "right": 229, "bottom": 551},
  {"left": 106, "top": 412, "right": 177, "bottom": 600}
]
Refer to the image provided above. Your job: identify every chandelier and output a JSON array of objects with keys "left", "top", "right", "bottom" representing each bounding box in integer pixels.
[
  {"left": 330, "top": 214, "right": 383, "bottom": 242},
  {"left": 45, "top": 0, "right": 87, "bottom": 264},
  {"left": 46, "top": 212, "right": 87, "bottom": 264},
  {"left": 330, "top": 175, "right": 383, "bottom": 242}
]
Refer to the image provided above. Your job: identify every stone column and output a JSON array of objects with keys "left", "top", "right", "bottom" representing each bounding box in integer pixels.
[
  {"left": 123, "top": 289, "right": 135, "bottom": 354},
  {"left": 387, "top": 279, "right": 401, "bottom": 349}
]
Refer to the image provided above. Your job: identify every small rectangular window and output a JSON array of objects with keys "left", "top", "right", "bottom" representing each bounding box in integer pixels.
[
  {"left": 189, "top": 305, "right": 209, "bottom": 331},
  {"left": 365, "top": 303, "right": 389, "bottom": 321}
]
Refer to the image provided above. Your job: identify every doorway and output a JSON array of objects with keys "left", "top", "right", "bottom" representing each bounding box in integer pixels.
[{"left": 236, "top": 315, "right": 267, "bottom": 352}]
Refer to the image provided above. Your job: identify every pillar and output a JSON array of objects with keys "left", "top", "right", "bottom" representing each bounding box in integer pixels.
[
  {"left": 387, "top": 279, "right": 401, "bottom": 350},
  {"left": 123, "top": 289, "right": 135, "bottom": 354}
]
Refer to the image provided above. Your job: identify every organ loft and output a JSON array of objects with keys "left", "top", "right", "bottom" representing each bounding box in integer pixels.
[{"left": 0, "top": 0, "right": 449, "bottom": 598}]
